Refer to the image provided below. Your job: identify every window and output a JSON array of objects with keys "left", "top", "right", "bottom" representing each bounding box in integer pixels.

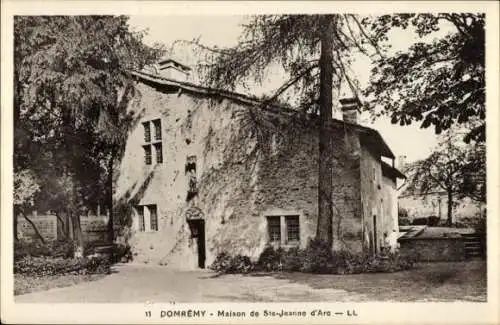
[
  {"left": 143, "top": 145, "right": 152, "bottom": 165},
  {"left": 143, "top": 122, "right": 151, "bottom": 143},
  {"left": 185, "top": 156, "right": 197, "bottom": 201},
  {"left": 153, "top": 119, "right": 162, "bottom": 141},
  {"left": 267, "top": 215, "right": 300, "bottom": 245},
  {"left": 142, "top": 118, "right": 163, "bottom": 165},
  {"left": 154, "top": 143, "right": 163, "bottom": 164},
  {"left": 286, "top": 215, "right": 300, "bottom": 243},
  {"left": 136, "top": 204, "right": 158, "bottom": 232},
  {"left": 149, "top": 205, "right": 158, "bottom": 231},
  {"left": 267, "top": 216, "right": 281, "bottom": 243},
  {"left": 137, "top": 206, "right": 145, "bottom": 232}
]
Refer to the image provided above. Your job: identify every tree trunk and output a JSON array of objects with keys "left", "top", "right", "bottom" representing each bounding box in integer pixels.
[
  {"left": 55, "top": 212, "right": 69, "bottom": 240},
  {"left": 107, "top": 149, "right": 115, "bottom": 243},
  {"left": 316, "top": 15, "right": 335, "bottom": 248},
  {"left": 447, "top": 190, "right": 453, "bottom": 226},
  {"left": 20, "top": 211, "right": 46, "bottom": 245},
  {"left": 71, "top": 211, "right": 85, "bottom": 258}
]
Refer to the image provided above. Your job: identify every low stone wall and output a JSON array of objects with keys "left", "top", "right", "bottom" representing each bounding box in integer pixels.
[
  {"left": 17, "top": 214, "right": 58, "bottom": 242},
  {"left": 17, "top": 213, "right": 108, "bottom": 243},
  {"left": 399, "top": 237, "right": 465, "bottom": 262}
]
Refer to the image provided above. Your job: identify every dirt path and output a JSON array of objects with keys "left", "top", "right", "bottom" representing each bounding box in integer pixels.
[
  {"left": 15, "top": 261, "right": 486, "bottom": 303},
  {"left": 15, "top": 264, "right": 367, "bottom": 303}
]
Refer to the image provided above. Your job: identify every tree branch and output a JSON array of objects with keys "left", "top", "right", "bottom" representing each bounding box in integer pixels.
[
  {"left": 261, "top": 63, "right": 319, "bottom": 107},
  {"left": 348, "top": 14, "right": 385, "bottom": 59}
]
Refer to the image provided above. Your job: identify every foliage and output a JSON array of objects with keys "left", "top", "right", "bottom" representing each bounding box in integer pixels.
[
  {"left": 14, "top": 16, "right": 164, "bottom": 248},
  {"left": 281, "top": 246, "right": 304, "bottom": 272},
  {"left": 459, "top": 142, "right": 486, "bottom": 202},
  {"left": 111, "top": 243, "right": 134, "bottom": 263},
  {"left": 404, "top": 130, "right": 486, "bottom": 224},
  {"left": 363, "top": 13, "right": 485, "bottom": 143},
  {"left": 209, "top": 242, "right": 415, "bottom": 275},
  {"left": 255, "top": 245, "right": 284, "bottom": 272},
  {"left": 14, "top": 241, "right": 52, "bottom": 260},
  {"left": 301, "top": 238, "right": 334, "bottom": 273},
  {"left": 13, "top": 170, "right": 41, "bottom": 207},
  {"left": 14, "top": 256, "right": 111, "bottom": 277},
  {"left": 209, "top": 252, "right": 253, "bottom": 274}
]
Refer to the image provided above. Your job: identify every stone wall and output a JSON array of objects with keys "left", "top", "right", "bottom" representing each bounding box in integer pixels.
[
  {"left": 360, "top": 147, "right": 383, "bottom": 253},
  {"left": 17, "top": 214, "right": 58, "bottom": 242},
  {"left": 115, "top": 81, "right": 372, "bottom": 268},
  {"left": 381, "top": 176, "right": 399, "bottom": 250},
  {"left": 399, "top": 238, "right": 465, "bottom": 262},
  {"left": 17, "top": 213, "right": 108, "bottom": 243}
]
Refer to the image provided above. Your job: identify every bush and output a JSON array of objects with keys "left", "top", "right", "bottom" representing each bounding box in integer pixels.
[
  {"left": 112, "top": 243, "right": 133, "bottom": 263},
  {"left": 301, "top": 239, "right": 334, "bottom": 274},
  {"left": 209, "top": 252, "right": 232, "bottom": 273},
  {"left": 14, "top": 242, "right": 51, "bottom": 260},
  {"left": 256, "top": 246, "right": 283, "bottom": 272},
  {"left": 209, "top": 244, "right": 416, "bottom": 276},
  {"left": 412, "top": 217, "right": 429, "bottom": 225},
  {"left": 14, "top": 256, "right": 111, "bottom": 277},
  {"left": 50, "top": 240, "right": 75, "bottom": 258},
  {"left": 282, "top": 246, "right": 304, "bottom": 272},
  {"left": 427, "top": 216, "right": 440, "bottom": 226},
  {"left": 209, "top": 252, "right": 253, "bottom": 274}
]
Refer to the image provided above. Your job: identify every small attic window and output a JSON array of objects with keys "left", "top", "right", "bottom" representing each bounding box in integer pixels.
[{"left": 186, "top": 156, "right": 197, "bottom": 201}]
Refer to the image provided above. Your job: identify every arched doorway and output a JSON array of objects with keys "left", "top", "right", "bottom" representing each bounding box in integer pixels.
[{"left": 185, "top": 207, "right": 205, "bottom": 268}]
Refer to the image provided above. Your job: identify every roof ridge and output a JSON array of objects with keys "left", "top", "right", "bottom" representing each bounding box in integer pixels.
[{"left": 129, "top": 69, "right": 395, "bottom": 159}]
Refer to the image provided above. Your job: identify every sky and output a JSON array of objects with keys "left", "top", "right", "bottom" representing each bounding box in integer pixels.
[{"left": 128, "top": 15, "right": 445, "bottom": 164}]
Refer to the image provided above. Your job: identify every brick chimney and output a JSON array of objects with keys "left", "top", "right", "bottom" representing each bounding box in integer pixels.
[
  {"left": 339, "top": 97, "right": 360, "bottom": 124},
  {"left": 397, "top": 155, "right": 407, "bottom": 169},
  {"left": 156, "top": 58, "right": 191, "bottom": 82}
]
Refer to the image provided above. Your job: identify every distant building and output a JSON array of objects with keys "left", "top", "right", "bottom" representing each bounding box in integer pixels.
[
  {"left": 114, "top": 59, "right": 405, "bottom": 269},
  {"left": 397, "top": 161, "right": 485, "bottom": 224}
]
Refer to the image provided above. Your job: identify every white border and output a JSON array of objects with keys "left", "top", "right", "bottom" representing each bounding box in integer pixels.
[{"left": 1, "top": 1, "right": 499, "bottom": 324}]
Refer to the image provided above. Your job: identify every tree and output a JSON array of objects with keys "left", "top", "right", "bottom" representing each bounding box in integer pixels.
[
  {"left": 459, "top": 142, "right": 486, "bottom": 203},
  {"left": 14, "top": 16, "right": 163, "bottom": 255},
  {"left": 13, "top": 169, "right": 42, "bottom": 243},
  {"left": 404, "top": 131, "right": 485, "bottom": 225},
  {"left": 186, "top": 15, "right": 381, "bottom": 248},
  {"left": 363, "top": 13, "right": 485, "bottom": 143}
]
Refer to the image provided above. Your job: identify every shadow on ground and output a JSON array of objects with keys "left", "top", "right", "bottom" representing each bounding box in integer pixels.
[{"left": 248, "top": 261, "right": 487, "bottom": 302}]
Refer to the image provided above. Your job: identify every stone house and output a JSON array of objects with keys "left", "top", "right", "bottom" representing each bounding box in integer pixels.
[{"left": 114, "top": 60, "right": 406, "bottom": 269}]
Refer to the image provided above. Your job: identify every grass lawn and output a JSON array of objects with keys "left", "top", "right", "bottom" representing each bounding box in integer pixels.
[
  {"left": 15, "top": 273, "right": 107, "bottom": 296},
  {"left": 272, "top": 261, "right": 486, "bottom": 302}
]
